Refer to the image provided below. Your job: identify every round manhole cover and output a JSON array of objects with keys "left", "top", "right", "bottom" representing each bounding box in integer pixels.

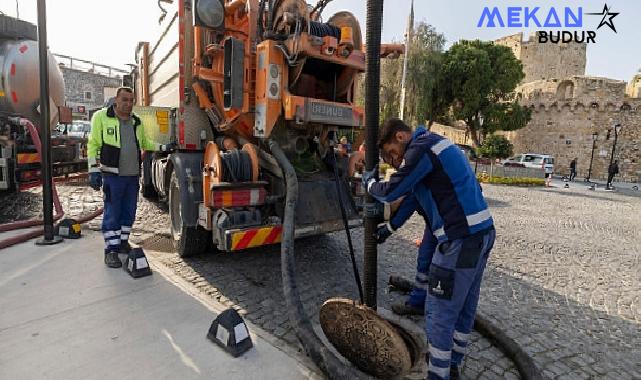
[{"left": 319, "top": 298, "right": 412, "bottom": 379}]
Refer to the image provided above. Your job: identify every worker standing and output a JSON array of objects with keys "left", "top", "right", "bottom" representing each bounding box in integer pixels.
[
  {"left": 87, "top": 87, "right": 156, "bottom": 268},
  {"left": 363, "top": 119, "right": 495, "bottom": 380}
]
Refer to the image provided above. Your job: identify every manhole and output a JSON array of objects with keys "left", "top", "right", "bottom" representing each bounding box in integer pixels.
[{"left": 319, "top": 298, "right": 413, "bottom": 379}]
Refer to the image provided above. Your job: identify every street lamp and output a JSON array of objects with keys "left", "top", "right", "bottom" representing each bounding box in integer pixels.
[
  {"left": 607, "top": 123, "right": 623, "bottom": 189},
  {"left": 586, "top": 132, "right": 598, "bottom": 182}
]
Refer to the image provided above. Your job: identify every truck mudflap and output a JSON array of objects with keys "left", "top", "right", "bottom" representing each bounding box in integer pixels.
[{"left": 221, "top": 218, "right": 362, "bottom": 252}]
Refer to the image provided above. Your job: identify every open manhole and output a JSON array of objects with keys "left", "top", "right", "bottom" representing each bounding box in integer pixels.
[{"left": 319, "top": 298, "right": 420, "bottom": 379}]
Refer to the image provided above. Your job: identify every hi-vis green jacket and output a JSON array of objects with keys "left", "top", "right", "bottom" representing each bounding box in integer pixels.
[{"left": 87, "top": 106, "right": 156, "bottom": 174}]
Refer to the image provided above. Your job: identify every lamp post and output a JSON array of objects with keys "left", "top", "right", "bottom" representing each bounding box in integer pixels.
[
  {"left": 474, "top": 113, "right": 484, "bottom": 174},
  {"left": 606, "top": 123, "right": 623, "bottom": 189},
  {"left": 586, "top": 132, "right": 598, "bottom": 182}
]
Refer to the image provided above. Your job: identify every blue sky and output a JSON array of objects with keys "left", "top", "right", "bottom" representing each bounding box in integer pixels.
[{"left": 3, "top": 0, "right": 639, "bottom": 81}]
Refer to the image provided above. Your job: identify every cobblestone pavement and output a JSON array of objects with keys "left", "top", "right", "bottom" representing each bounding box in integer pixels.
[{"left": 3, "top": 182, "right": 640, "bottom": 379}]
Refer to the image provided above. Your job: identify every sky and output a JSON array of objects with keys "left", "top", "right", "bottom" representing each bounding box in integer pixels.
[{"left": 1, "top": 0, "right": 639, "bottom": 81}]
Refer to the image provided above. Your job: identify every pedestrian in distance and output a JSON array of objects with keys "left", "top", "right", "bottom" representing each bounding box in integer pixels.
[
  {"left": 87, "top": 87, "right": 157, "bottom": 268},
  {"left": 569, "top": 158, "right": 577, "bottom": 181},
  {"left": 363, "top": 118, "right": 495, "bottom": 380},
  {"left": 607, "top": 159, "right": 619, "bottom": 190}
]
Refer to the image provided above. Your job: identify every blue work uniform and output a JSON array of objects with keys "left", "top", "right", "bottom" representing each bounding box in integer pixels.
[
  {"left": 368, "top": 127, "right": 495, "bottom": 379},
  {"left": 387, "top": 194, "right": 436, "bottom": 307}
]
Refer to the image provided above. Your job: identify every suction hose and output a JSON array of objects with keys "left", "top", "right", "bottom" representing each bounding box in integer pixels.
[{"left": 268, "top": 140, "right": 372, "bottom": 380}]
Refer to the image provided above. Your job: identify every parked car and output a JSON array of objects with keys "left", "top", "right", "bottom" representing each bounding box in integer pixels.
[{"left": 503, "top": 153, "right": 555, "bottom": 172}]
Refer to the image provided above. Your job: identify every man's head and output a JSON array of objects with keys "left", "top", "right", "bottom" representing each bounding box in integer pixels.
[
  {"left": 340, "top": 136, "right": 348, "bottom": 145},
  {"left": 378, "top": 118, "right": 412, "bottom": 169},
  {"left": 114, "top": 87, "right": 135, "bottom": 117}
]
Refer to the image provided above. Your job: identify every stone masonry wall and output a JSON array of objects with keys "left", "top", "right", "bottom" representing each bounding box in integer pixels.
[
  {"left": 507, "top": 76, "right": 641, "bottom": 182},
  {"left": 495, "top": 32, "right": 586, "bottom": 84},
  {"left": 60, "top": 67, "right": 122, "bottom": 119}
]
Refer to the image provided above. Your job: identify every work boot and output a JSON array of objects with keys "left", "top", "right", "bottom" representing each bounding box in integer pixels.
[
  {"left": 388, "top": 275, "right": 414, "bottom": 293},
  {"left": 104, "top": 250, "right": 122, "bottom": 268},
  {"left": 391, "top": 302, "right": 424, "bottom": 316},
  {"left": 120, "top": 241, "right": 132, "bottom": 254},
  {"left": 450, "top": 365, "right": 465, "bottom": 380}
]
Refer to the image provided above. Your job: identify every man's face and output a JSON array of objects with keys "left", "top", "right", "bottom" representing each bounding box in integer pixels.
[
  {"left": 115, "top": 91, "right": 135, "bottom": 116},
  {"left": 381, "top": 131, "right": 410, "bottom": 169}
]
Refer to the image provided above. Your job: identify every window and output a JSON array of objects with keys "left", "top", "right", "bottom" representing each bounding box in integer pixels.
[{"left": 85, "top": 91, "right": 92, "bottom": 100}]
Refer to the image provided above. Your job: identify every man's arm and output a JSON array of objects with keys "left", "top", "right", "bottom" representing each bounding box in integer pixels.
[
  {"left": 388, "top": 194, "right": 418, "bottom": 232},
  {"left": 87, "top": 112, "right": 103, "bottom": 172},
  {"left": 367, "top": 144, "right": 433, "bottom": 203}
]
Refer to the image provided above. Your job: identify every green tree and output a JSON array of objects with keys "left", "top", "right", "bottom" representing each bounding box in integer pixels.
[
  {"left": 477, "top": 134, "right": 513, "bottom": 179},
  {"left": 437, "top": 40, "right": 531, "bottom": 146},
  {"left": 357, "top": 22, "right": 446, "bottom": 126},
  {"left": 477, "top": 134, "right": 513, "bottom": 160}
]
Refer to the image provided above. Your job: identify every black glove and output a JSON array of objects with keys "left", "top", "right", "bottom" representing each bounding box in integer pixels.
[
  {"left": 375, "top": 223, "right": 394, "bottom": 244},
  {"left": 89, "top": 172, "right": 102, "bottom": 191},
  {"left": 362, "top": 167, "right": 379, "bottom": 190}
]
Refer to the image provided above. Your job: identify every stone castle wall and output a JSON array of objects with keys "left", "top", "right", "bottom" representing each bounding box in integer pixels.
[
  {"left": 508, "top": 76, "right": 641, "bottom": 182},
  {"left": 495, "top": 32, "right": 586, "bottom": 83}
]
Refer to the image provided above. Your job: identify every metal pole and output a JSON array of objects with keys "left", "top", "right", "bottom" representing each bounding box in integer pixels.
[
  {"left": 607, "top": 128, "right": 618, "bottom": 189},
  {"left": 399, "top": 0, "right": 413, "bottom": 121},
  {"left": 587, "top": 139, "right": 596, "bottom": 182},
  {"left": 36, "top": 0, "right": 62, "bottom": 245},
  {"left": 364, "top": 0, "right": 384, "bottom": 308}
]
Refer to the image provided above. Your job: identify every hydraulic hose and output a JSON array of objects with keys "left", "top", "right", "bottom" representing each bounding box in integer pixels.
[
  {"left": 268, "top": 140, "right": 372, "bottom": 380},
  {"left": 330, "top": 148, "right": 363, "bottom": 304},
  {"left": 474, "top": 312, "right": 543, "bottom": 380}
]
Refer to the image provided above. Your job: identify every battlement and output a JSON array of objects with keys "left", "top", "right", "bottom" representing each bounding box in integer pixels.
[{"left": 515, "top": 76, "right": 641, "bottom": 112}]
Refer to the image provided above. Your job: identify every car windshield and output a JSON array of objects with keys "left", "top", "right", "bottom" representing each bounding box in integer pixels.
[{"left": 523, "top": 155, "right": 543, "bottom": 163}]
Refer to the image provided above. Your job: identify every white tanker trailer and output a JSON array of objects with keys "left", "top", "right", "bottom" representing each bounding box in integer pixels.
[{"left": 0, "top": 14, "right": 85, "bottom": 192}]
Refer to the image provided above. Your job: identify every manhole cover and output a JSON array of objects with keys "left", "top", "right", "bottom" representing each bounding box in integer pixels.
[{"left": 319, "top": 298, "right": 412, "bottom": 379}]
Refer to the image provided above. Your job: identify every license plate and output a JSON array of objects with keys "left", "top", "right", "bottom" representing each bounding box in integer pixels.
[{"left": 308, "top": 102, "right": 355, "bottom": 126}]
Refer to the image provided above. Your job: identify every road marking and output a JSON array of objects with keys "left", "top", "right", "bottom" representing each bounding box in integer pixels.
[{"left": 162, "top": 329, "right": 201, "bottom": 375}]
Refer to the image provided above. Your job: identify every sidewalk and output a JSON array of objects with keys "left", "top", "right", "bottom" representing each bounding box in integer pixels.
[{"left": 0, "top": 231, "right": 317, "bottom": 380}]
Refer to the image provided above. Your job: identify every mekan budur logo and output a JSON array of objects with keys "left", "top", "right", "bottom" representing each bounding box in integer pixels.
[{"left": 477, "top": 3, "right": 619, "bottom": 43}]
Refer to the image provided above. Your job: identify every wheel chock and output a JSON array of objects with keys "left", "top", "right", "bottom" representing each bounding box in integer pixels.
[
  {"left": 207, "top": 308, "right": 253, "bottom": 357},
  {"left": 124, "top": 247, "right": 152, "bottom": 278},
  {"left": 55, "top": 218, "right": 81, "bottom": 239}
]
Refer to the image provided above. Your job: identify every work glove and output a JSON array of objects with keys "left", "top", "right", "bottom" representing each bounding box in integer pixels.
[
  {"left": 361, "top": 167, "right": 379, "bottom": 191},
  {"left": 89, "top": 172, "right": 102, "bottom": 191},
  {"left": 375, "top": 223, "right": 394, "bottom": 244}
]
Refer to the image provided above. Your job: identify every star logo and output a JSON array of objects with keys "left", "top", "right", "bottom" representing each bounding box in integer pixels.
[{"left": 587, "top": 4, "right": 620, "bottom": 33}]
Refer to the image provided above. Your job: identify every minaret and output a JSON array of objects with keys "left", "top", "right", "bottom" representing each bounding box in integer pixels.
[{"left": 399, "top": 0, "right": 414, "bottom": 121}]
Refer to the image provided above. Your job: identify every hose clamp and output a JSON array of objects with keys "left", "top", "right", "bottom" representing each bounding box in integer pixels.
[{"left": 363, "top": 202, "right": 383, "bottom": 218}]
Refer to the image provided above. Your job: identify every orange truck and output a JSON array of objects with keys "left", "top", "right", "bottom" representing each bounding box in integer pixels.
[{"left": 133, "top": 0, "right": 403, "bottom": 256}]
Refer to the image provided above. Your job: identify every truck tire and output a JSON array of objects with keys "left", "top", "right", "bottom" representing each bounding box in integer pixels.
[
  {"left": 169, "top": 170, "right": 210, "bottom": 256},
  {"left": 141, "top": 183, "right": 158, "bottom": 199}
]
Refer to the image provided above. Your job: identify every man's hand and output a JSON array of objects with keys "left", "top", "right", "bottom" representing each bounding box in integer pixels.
[
  {"left": 361, "top": 167, "right": 379, "bottom": 190},
  {"left": 89, "top": 172, "right": 102, "bottom": 191},
  {"left": 375, "top": 223, "right": 394, "bottom": 244}
]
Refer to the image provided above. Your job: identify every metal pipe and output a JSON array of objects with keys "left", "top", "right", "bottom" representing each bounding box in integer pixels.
[
  {"left": 363, "top": 0, "right": 384, "bottom": 308},
  {"left": 36, "top": 0, "right": 60, "bottom": 245}
]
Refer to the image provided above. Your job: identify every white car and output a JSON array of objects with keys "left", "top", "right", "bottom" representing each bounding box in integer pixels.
[{"left": 503, "top": 153, "right": 555, "bottom": 173}]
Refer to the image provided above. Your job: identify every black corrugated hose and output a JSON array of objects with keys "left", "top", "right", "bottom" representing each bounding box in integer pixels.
[
  {"left": 363, "top": 0, "right": 384, "bottom": 308},
  {"left": 268, "top": 140, "right": 373, "bottom": 380}
]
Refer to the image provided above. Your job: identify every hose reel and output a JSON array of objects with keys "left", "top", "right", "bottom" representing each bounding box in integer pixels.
[{"left": 204, "top": 142, "right": 260, "bottom": 184}]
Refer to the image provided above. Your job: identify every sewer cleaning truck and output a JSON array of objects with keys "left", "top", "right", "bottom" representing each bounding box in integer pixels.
[{"left": 133, "top": 0, "right": 402, "bottom": 256}]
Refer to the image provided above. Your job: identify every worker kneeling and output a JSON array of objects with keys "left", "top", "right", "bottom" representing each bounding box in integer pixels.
[
  {"left": 87, "top": 87, "right": 156, "bottom": 268},
  {"left": 363, "top": 119, "right": 495, "bottom": 380}
]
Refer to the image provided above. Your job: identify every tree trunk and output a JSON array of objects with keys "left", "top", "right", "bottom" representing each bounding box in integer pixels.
[{"left": 468, "top": 120, "right": 481, "bottom": 147}]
